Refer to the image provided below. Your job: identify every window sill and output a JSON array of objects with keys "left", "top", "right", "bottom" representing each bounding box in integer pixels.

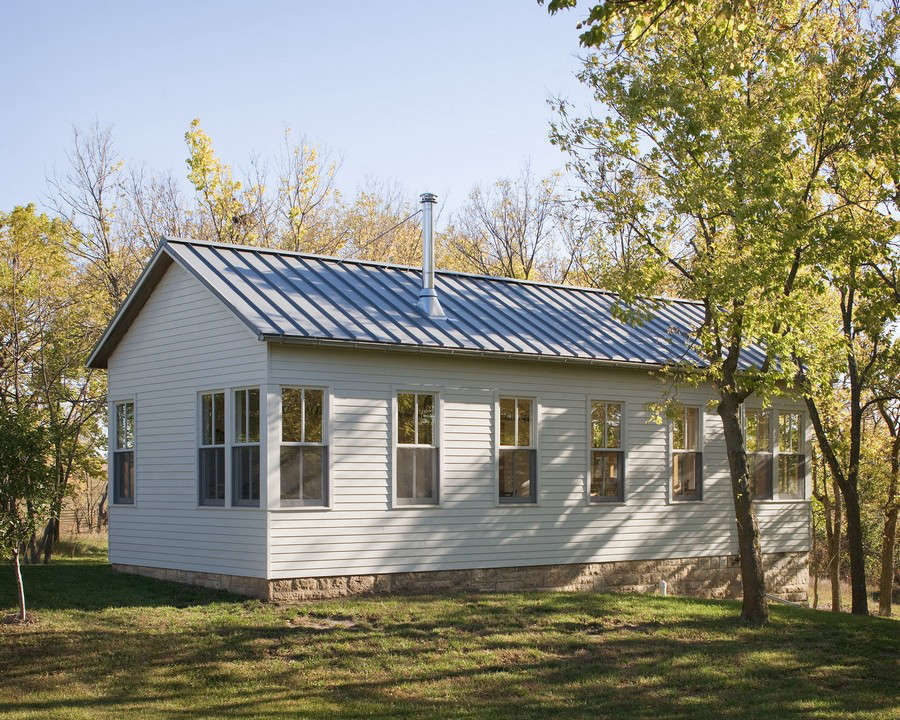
[
  {"left": 496, "top": 501, "right": 540, "bottom": 507},
  {"left": 752, "top": 498, "right": 809, "bottom": 505},
  {"left": 195, "top": 504, "right": 263, "bottom": 511},
  {"left": 271, "top": 504, "right": 332, "bottom": 512},
  {"left": 588, "top": 499, "right": 626, "bottom": 506},
  {"left": 392, "top": 503, "right": 441, "bottom": 510},
  {"left": 668, "top": 498, "right": 703, "bottom": 504},
  {"left": 110, "top": 502, "right": 137, "bottom": 508}
]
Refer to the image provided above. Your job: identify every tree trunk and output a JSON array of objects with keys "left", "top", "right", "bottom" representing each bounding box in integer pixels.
[
  {"left": 879, "top": 433, "right": 898, "bottom": 617},
  {"left": 12, "top": 549, "right": 26, "bottom": 622},
  {"left": 842, "top": 482, "right": 869, "bottom": 614},
  {"left": 830, "top": 476, "right": 842, "bottom": 613},
  {"left": 718, "top": 396, "right": 768, "bottom": 624}
]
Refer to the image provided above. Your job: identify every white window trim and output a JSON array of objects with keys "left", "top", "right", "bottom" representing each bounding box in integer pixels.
[
  {"left": 773, "top": 408, "right": 807, "bottom": 503},
  {"left": 667, "top": 404, "right": 704, "bottom": 504},
  {"left": 585, "top": 397, "right": 627, "bottom": 505},
  {"left": 231, "top": 386, "right": 262, "bottom": 508},
  {"left": 275, "top": 384, "right": 332, "bottom": 511},
  {"left": 390, "top": 385, "right": 443, "bottom": 509},
  {"left": 196, "top": 388, "right": 229, "bottom": 508},
  {"left": 109, "top": 395, "right": 137, "bottom": 508},
  {"left": 494, "top": 392, "right": 541, "bottom": 507}
]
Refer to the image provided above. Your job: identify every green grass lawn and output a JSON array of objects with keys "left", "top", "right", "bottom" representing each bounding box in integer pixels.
[{"left": 2, "top": 546, "right": 898, "bottom": 720}]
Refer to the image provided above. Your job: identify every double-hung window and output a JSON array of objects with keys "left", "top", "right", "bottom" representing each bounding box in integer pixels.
[
  {"left": 113, "top": 400, "right": 135, "bottom": 504},
  {"left": 777, "top": 412, "right": 805, "bottom": 499},
  {"left": 671, "top": 406, "right": 702, "bottom": 501},
  {"left": 744, "top": 409, "right": 773, "bottom": 500},
  {"left": 233, "top": 388, "right": 260, "bottom": 506},
  {"left": 498, "top": 396, "right": 536, "bottom": 504},
  {"left": 590, "top": 401, "right": 624, "bottom": 502},
  {"left": 395, "top": 392, "right": 439, "bottom": 505},
  {"left": 199, "top": 391, "right": 226, "bottom": 505},
  {"left": 281, "top": 387, "right": 328, "bottom": 507}
]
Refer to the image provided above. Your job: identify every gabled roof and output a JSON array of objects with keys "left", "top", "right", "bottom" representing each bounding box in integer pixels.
[{"left": 87, "top": 238, "right": 765, "bottom": 370}]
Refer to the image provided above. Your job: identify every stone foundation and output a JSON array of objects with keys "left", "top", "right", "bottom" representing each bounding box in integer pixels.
[
  {"left": 114, "top": 551, "right": 808, "bottom": 604},
  {"left": 113, "top": 563, "right": 269, "bottom": 599}
]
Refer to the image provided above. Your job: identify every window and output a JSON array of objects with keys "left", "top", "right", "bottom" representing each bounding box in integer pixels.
[
  {"left": 777, "top": 412, "right": 805, "bottom": 499},
  {"left": 499, "top": 396, "right": 536, "bottom": 503},
  {"left": 280, "top": 387, "right": 328, "bottom": 507},
  {"left": 199, "top": 391, "right": 225, "bottom": 506},
  {"left": 113, "top": 401, "right": 134, "bottom": 504},
  {"left": 395, "top": 392, "right": 438, "bottom": 505},
  {"left": 590, "top": 401, "right": 624, "bottom": 502},
  {"left": 671, "top": 406, "right": 702, "bottom": 501},
  {"left": 232, "top": 388, "right": 260, "bottom": 506},
  {"left": 745, "top": 409, "right": 773, "bottom": 500}
]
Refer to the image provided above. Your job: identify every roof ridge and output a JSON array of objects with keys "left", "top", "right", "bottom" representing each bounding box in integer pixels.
[{"left": 161, "top": 236, "right": 702, "bottom": 306}]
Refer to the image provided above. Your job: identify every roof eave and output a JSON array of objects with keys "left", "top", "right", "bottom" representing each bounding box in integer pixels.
[{"left": 259, "top": 333, "right": 665, "bottom": 372}]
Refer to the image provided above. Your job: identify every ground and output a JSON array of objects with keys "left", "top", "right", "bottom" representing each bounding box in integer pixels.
[{"left": 1, "top": 540, "right": 898, "bottom": 720}]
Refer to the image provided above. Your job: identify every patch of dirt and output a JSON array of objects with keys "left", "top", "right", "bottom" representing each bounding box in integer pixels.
[
  {"left": 1, "top": 612, "right": 38, "bottom": 626},
  {"left": 288, "top": 614, "right": 358, "bottom": 630},
  {"left": 584, "top": 620, "right": 661, "bottom": 635}
]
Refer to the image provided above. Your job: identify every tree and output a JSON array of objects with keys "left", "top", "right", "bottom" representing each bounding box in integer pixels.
[
  {"left": 549, "top": 0, "right": 896, "bottom": 622},
  {"left": 875, "top": 397, "right": 899, "bottom": 616},
  {"left": 0, "top": 204, "right": 106, "bottom": 563},
  {"left": 0, "top": 405, "right": 54, "bottom": 622},
  {"left": 449, "top": 166, "right": 578, "bottom": 282}
]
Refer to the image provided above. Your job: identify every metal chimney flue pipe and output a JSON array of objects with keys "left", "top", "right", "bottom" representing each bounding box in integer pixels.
[{"left": 417, "top": 192, "right": 446, "bottom": 319}]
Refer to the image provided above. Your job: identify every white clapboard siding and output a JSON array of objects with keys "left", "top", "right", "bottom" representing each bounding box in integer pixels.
[
  {"left": 266, "top": 344, "right": 811, "bottom": 579},
  {"left": 108, "top": 264, "right": 810, "bottom": 582},
  {"left": 107, "top": 263, "right": 268, "bottom": 577}
]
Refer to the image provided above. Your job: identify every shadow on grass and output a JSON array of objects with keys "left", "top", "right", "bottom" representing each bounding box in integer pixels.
[{"left": 1, "top": 562, "right": 898, "bottom": 720}]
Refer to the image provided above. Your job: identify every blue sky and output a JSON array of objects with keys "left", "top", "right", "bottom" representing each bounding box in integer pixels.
[{"left": 1, "top": 0, "right": 591, "bottom": 215}]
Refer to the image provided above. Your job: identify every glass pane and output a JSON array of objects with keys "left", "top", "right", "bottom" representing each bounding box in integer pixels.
[
  {"left": 199, "top": 447, "right": 225, "bottom": 504},
  {"left": 673, "top": 452, "right": 698, "bottom": 498},
  {"left": 116, "top": 402, "right": 134, "bottom": 450},
  {"left": 591, "top": 450, "right": 621, "bottom": 499},
  {"left": 417, "top": 394, "right": 434, "bottom": 446},
  {"left": 499, "top": 398, "right": 515, "bottom": 446},
  {"left": 591, "top": 402, "right": 606, "bottom": 448},
  {"left": 685, "top": 407, "right": 699, "bottom": 450},
  {"left": 512, "top": 448, "right": 533, "bottom": 498},
  {"left": 414, "top": 447, "right": 435, "bottom": 499},
  {"left": 751, "top": 453, "right": 772, "bottom": 499},
  {"left": 114, "top": 451, "right": 134, "bottom": 503},
  {"left": 779, "top": 413, "right": 799, "bottom": 452},
  {"left": 248, "top": 389, "right": 260, "bottom": 443},
  {"left": 745, "top": 411, "right": 758, "bottom": 452},
  {"left": 779, "top": 454, "right": 803, "bottom": 498},
  {"left": 232, "top": 446, "right": 259, "bottom": 503},
  {"left": 672, "top": 412, "right": 685, "bottom": 450},
  {"left": 398, "top": 393, "right": 416, "bottom": 445},
  {"left": 202, "top": 394, "right": 213, "bottom": 446},
  {"left": 235, "top": 389, "right": 247, "bottom": 443},
  {"left": 397, "top": 446, "right": 414, "bottom": 498},
  {"left": 606, "top": 403, "right": 621, "bottom": 448},
  {"left": 302, "top": 447, "right": 324, "bottom": 500},
  {"left": 498, "top": 448, "right": 514, "bottom": 497},
  {"left": 280, "top": 446, "right": 301, "bottom": 500},
  {"left": 304, "top": 389, "right": 323, "bottom": 444},
  {"left": 517, "top": 399, "right": 531, "bottom": 447},
  {"left": 213, "top": 393, "right": 224, "bottom": 446},
  {"left": 757, "top": 412, "right": 770, "bottom": 451},
  {"left": 282, "top": 388, "right": 302, "bottom": 442}
]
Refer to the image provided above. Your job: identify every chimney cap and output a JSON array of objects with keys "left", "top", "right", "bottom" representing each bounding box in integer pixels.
[{"left": 419, "top": 192, "right": 438, "bottom": 204}]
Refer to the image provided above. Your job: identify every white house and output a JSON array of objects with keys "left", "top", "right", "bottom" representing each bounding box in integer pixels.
[{"left": 88, "top": 194, "right": 810, "bottom": 602}]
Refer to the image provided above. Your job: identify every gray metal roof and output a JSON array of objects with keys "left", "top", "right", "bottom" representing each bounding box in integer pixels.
[{"left": 88, "top": 238, "right": 766, "bottom": 370}]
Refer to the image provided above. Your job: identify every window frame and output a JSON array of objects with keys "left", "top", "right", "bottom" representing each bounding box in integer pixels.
[
  {"left": 774, "top": 409, "right": 806, "bottom": 501},
  {"left": 197, "top": 388, "right": 228, "bottom": 508},
  {"left": 391, "top": 387, "right": 442, "bottom": 509},
  {"left": 743, "top": 407, "right": 774, "bottom": 501},
  {"left": 110, "top": 396, "right": 136, "bottom": 507},
  {"left": 231, "top": 386, "right": 261, "bottom": 508},
  {"left": 669, "top": 404, "right": 704, "bottom": 503},
  {"left": 279, "top": 385, "right": 330, "bottom": 509},
  {"left": 586, "top": 398, "right": 626, "bottom": 504},
  {"left": 495, "top": 393, "right": 539, "bottom": 506}
]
